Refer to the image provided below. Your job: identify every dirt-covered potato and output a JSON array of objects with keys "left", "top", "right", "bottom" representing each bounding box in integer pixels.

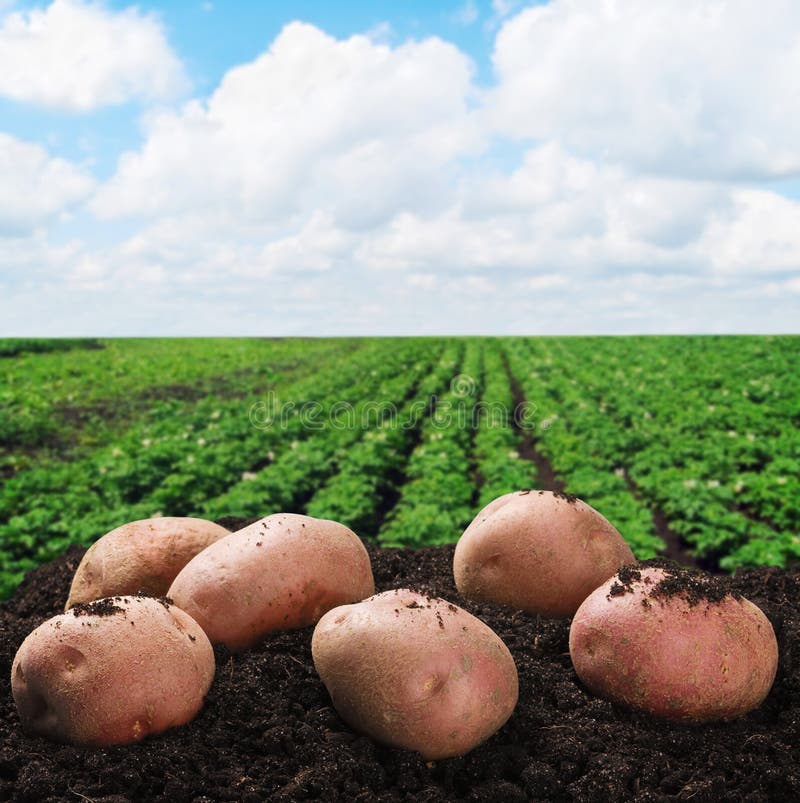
[
  {"left": 453, "top": 490, "right": 635, "bottom": 618},
  {"left": 11, "top": 596, "right": 214, "bottom": 745},
  {"left": 312, "top": 589, "right": 518, "bottom": 760},
  {"left": 167, "top": 513, "right": 375, "bottom": 652},
  {"left": 65, "top": 517, "right": 230, "bottom": 610},
  {"left": 569, "top": 561, "right": 779, "bottom": 721}
]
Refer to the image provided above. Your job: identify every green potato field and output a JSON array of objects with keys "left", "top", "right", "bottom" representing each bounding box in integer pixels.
[{"left": 1, "top": 335, "right": 798, "bottom": 599}]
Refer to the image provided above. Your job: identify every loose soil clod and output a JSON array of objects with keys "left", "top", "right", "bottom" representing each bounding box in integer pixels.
[{"left": 1, "top": 538, "right": 799, "bottom": 802}]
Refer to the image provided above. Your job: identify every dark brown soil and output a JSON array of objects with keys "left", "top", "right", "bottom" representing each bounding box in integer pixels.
[{"left": 1, "top": 539, "right": 799, "bottom": 802}]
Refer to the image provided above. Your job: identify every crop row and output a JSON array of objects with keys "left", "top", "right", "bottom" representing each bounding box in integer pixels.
[
  {"left": 512, "top": 336, "right": 800, "bottom": 569},
  {"left": 197, "top": 344, "right": 451, "bottom": 523},
  {"left": 471, "top": 340, "right": 537, "bottom": 509},
  {"left": 0, "top": 338, "right": 351, "bottom": 469},
  {"left": 304, "top": 342, "right": 463, "bottom": 537},
  {"left": 377, "top": 341, "right": 481, "bottom": 547},
  {"left": 2, "top": 336, "right": 797, "bottom": 598},
  {"left": 504, "top": 339, "right": 666, "bottom": 559},
  {"left": 0, "top": 340, "right": 433, "bottom": 597}
]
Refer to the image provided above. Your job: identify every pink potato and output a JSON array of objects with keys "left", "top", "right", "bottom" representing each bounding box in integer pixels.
[
  {"left": 167, "top": 513, "right": 375, "bottom": 652},
  {"left": 66, "top": 517, "right": 230, "bottom": 610},
  {"left": 569, "top": 563, "right": 779, "bottom": 722},
  {"left": 311, "top": 589, "right": 519, "bottom": 760},
  {"left": 11, "top": 596, "right": 214, "bottom": 746},
  {"left": 454, "top": 490, "right": 635, "bottom": 618}
]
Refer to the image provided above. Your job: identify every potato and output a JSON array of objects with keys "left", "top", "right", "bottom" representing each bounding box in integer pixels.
[
  {"left": 11, "top": 596, "right": 214, "bottom": 745},
  {"left": 454, "top": 490, "right": 635, "bottom": 618},
  {"left": 168, "top": 513, "right": 375, "bottom": 652},
  {"left": 66, "top": 517, "right": 230, "bottom": 610},
  {"left": 569, "top": 562, "right": 779, "bottom": 721},
  {"left": 312, "top": 589, "right": 518, "bottom": 760}
]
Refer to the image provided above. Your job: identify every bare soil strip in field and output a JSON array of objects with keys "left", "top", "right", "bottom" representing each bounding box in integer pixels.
[
  {"left": 0, "top": 338, "right": 105, "bottom": 359},
  {"left": 468, "top": 347, "right": 488, "bottom": 509},
  {"left": 619, "top": 470, "right": 705, "bottom": 571},
  {"left": 2, "top": 366, "right": 294, "bottom": 466},
  {"left": 501, "top": 352, "right": 709, "bottom": 571},
  {"left": 55, "top": 362, "right": 312, "bottom": 431},
  {"left": 1, "top": 341, "right": 363, "bottom": 465},
  {"left": 501, "top": 353, "right": 564, "bottom": 493}
]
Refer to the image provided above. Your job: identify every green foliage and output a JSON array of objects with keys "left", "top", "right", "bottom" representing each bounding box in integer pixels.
[
  {"left": 504, "top": 335, "right": 800, "bottom": 568},
  {"left": 0, "top": 337, "right": 347, "bottom": 469},
  {"left": 1, "top": 334, "right": 798, "bottom": 599},
  {"left": 0, "top": 338, "right": 104, "bottom": 358},
  {"left": 472, "top": 340, "right": 536, "bottom": 507},
  {"left": 0, "top": 339, "right": 429, "bottom": 596},
  {"left": 377, "top": 341, "right": 480, "bottom": 547},
  {"left": 200, "top": 345, "right": 441, "bottom": 521},
  {"left": 305, "top": 344, "right": 459, "bottom": 537}
]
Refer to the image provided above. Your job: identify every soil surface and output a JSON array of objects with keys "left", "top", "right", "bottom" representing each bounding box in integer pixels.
[{"left": 1, "top": 533, "right": 799, "bottom": 802}]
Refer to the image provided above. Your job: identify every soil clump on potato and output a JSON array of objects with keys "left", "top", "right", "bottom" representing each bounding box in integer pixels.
[
  {"left": 1, "top": 534, "right": 799, "bottom": 802},
  {"left": 69, "top": 597, "right": 126, "bottom": 617},
  {"left": 549, "top": 490, "right": 580, "bottom": 504},
  {"left": 609, "top": 559, "right": 741, "bottom": 606}
]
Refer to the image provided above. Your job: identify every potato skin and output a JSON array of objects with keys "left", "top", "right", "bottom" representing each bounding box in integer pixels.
[
  {"left": 11, "top": 596, "right": 215, "bottom": 745},
  {"left": 569, "top": 566, "right": 779, "bottom": 721},
  {"left": 66, "top": 517, "right": 230, "bottom": 610},
  {"left": 454, "top": 490, "right": 635, "bottom": 618},
  {"left": 167, "top": 513, "right": 375, "bottom": 652},
  {"left": 312, "top": 589, "right": 518, "bottom": 760}
]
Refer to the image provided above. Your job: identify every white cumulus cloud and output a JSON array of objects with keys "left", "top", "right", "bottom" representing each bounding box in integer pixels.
[
  {"left": 0, "top": 0, "right": 187, "bottom": 110},
  {"left": 699, "top": 189, "right": 800, "bottom": 274},
  {"left": 358, "top": 141, "right": 732, "bottom": 276},
  {"left": 488, "top": 0, "right": 800, "bottom": 180},
  {"left": 4, "top": 7, "right": 799, "bottom": 335},
  {"left": 0, "top": 133, "right": 95, "bottom": 234},
  {"left": 92, "top": 22, "right": 480, "bottom": 226}
]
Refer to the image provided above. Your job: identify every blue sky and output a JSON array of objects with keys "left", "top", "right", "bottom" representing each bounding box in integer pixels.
[{"left": 0, "top": 0, "right": 798, "bottom": 335}]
